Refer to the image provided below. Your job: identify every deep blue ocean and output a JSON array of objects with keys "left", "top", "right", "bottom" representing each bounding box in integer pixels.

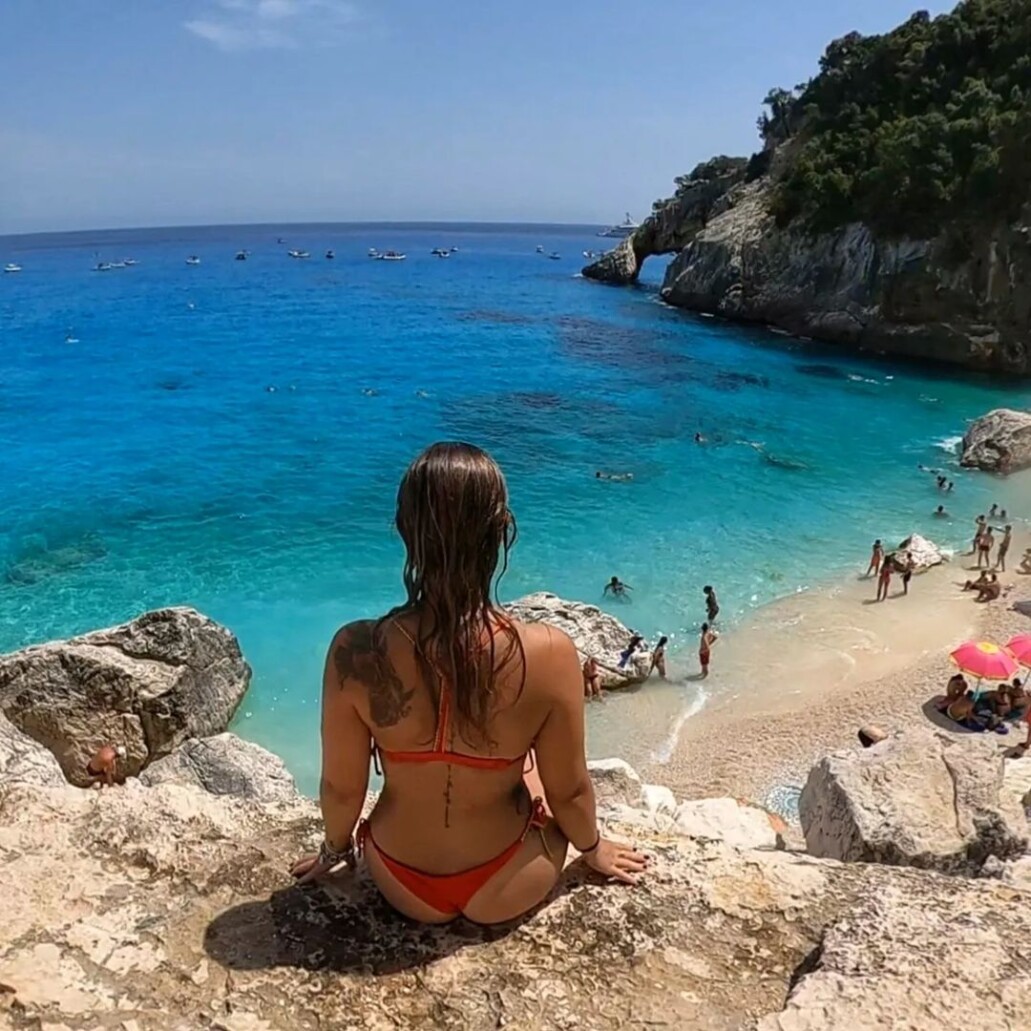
[{"left": 2, "top": 222, "right": 1029, "bottom": 793}]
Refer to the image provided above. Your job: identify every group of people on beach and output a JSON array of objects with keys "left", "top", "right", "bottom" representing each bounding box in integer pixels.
[
  {"left": 939, "top": 672, "right": 1029, "bottom": 738},
  {"left": 584, "top": 583, "right": 721, "bottom": 698},
  {"left": 865, "top": 542, "right": 916, "bottom": 602}
]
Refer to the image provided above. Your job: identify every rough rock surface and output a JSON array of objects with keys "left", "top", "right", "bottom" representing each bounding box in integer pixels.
[
  {"left": 2, "top": 771, "right": 1030, "bottom": 1030},
  {"left": 586, "top": 168, "right": 1031, "bottom": 372},
  {"left": 139, "top": 733, "right": 296, "bottom": 801},
  {"left": 674, "top": 797, "right": 782, "bottom": 851},
  {"left": 0, "top": 608, "right": 250, "bottom": 786},
  {"left": 961, "top": 408, "right": 1031, "bottom": 473},
  {"left": 799, "top": 728, "right": 1027, "bottom": 873},
  {"left": 0, "top": 711, "right": 65, "bottom": 786},
  {"left": 507, "top": 592, "right": 651, "bottom": 686},
  {"left": 895, "top": 532, "right": 944, "bottom": 571}
]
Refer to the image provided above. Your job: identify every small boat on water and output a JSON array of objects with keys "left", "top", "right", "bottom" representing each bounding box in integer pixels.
[
  {"left": 108, "top": 261, "right": 127, "bottom": 269},
  {"left": 235, "top": 250, "right": 248, "bottom": 261},
  {"left": 368, "top": 247, "right": 379, "bottom": 258},
  {"left": 431, "top": 247, "right": 452, "bottom": 258},
  {"left": 547, "top": 252, "right": 561, "bottom": 261},
  {"left": 3, "top": 263, "right": 22, "bottom": 273},
  {"left": 535, "top": 245, "right": 544, "bottom": 254},
  {"left": 93, "top": 261, "right": 112, "bottom": 272},
  {"left": 325, "top": 250, "right": 335, "bottom": 260},
  {"left": 597, "top": 212, "right": 638, "bottom": 238},
  {"left": 122, "top": 258, "right": 138, "bottom": 267},
  {"left": 377, "top": 251, "right": 406, "bottom": 261},
  {"left": 277, "top": 237, "right": 286, "bottom": 244},
  {"left": 582, "top": 250, "right": 600, "bottom": 259},
  {"left": 288, "top": 250, "right": 310, "bottom": 259},
  {"left": 186, "top": 256, "right": 201, "bottom": 266}
]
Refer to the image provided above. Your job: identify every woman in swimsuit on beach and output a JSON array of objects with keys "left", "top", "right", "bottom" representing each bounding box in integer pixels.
[
  {"left": 866, "top": 540, "right": 884, "bottom": 578},
  {"left": 649, "top": 636, "right": 669, "bottom": 679},
  {"left": 876, "top": 556, "right": 893, "bottom": 602},
  {"left": 290, "top": 442, "right": 646, "bottom": 924},
  {"left": 699, "top": 623, "right": 718, "bottom": 677},
  {"left": 582, "top": 656, "right": 603, "bottom": 700}
]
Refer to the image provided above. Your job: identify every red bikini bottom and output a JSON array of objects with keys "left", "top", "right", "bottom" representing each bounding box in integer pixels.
[{"left": 357, "top": 798, "right": 548, "bottom": 916}]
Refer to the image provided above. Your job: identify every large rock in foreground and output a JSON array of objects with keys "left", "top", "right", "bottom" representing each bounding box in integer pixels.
[
  {"left": 961, "top": 408, "right": 1031, "bottom": 473},
  {"left": 0, "top": 608, "right": 250, "bottom": 786},
  {"left": 507, "top": 592, "right": 651, "bottom": 686},
  {"left": 139, "top": 733, "right": 297, "bottom": 801},
  {"left": 799, "top": 728, "right": 1027, "bottom": 873},
  {"left": 1, "top": 770, "right": 1030, "bottom": 1030}
]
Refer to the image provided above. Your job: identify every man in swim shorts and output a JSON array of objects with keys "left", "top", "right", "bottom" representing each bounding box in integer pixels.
[{"left": 978, "top": 526, "right": 995, "bottom": 569}]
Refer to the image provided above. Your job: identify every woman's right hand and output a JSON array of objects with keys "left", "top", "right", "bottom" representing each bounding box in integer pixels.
[{"left": 582, "top": 836, "right": 648, "bottom": 884}]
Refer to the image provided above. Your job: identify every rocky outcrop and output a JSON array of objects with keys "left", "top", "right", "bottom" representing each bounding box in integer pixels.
[
  {"left": 0, "top": 608, "right": 250, "bottom": 786},
  {"left": 799, "top": 728, "right": 1028, "bottom": 873},
  {"left": 583, "top": 156, "right": 748, "bottom": 286},
  {"left": 0, "top": 711, "right": 66, "bottom": 786},
  {"left": 961, "top": 408, "right": 1031, "bottom": 473},
  {"left": 585, "top": 168, "right": 1031, "bottom": 373},
  {"left": 138, "top": 733, "right": 296, "bottom": 801},
  {"left": 507, "top": 592, "right": 651, "bottom": 686},
  {"left": 895, "top": 532, "right": 944, "bottom": 571},
  {"left": 2, "top": 760, "right": 1030, "bottom": 1030}
]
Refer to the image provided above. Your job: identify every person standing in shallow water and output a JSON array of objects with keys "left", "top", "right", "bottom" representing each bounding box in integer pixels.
[
  {"left": 866, "top": 540, "right": 884, "bottom": 577},
  {"left": 703, "top": 586, "right": 719, "bottom": 623},
  {"left": 876, "top": 557, "right": 893, "bottom": 602},
  {"left": 649, "top": 636, "right": 668, "bottom": 679},
  {"left": 699, "top": 623, "right": 718, "bottom": 677}
]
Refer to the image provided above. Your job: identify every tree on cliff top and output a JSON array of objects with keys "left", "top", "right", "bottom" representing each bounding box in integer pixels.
[{"left": 768, "top": 0, "right": 1031, "bottom": 237}]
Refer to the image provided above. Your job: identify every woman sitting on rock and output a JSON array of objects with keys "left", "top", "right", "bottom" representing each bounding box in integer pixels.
[{"left": 291, "top": 442, "right": 646, "bottom": 923}]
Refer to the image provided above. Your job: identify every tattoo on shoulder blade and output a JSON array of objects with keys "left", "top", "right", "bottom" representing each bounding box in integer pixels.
[{"left": 334, "top": 623, "right": 415, "bottom": 727}]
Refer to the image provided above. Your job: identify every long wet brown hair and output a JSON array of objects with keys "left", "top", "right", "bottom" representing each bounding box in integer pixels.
[{"left": 381, "top": 441, "right": 524, "bottom": 746}]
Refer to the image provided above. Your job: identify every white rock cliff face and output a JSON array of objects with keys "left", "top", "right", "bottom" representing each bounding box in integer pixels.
[
  {"left": 961, "top": 407, "right": 1031, "bottom": 473},
  {"left": 586, "top": 175, "right": 1031, "bottom": 373}
]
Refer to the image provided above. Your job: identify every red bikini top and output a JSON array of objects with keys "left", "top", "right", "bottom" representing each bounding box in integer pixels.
[{"left": 376, "top": 620, "right": 526, "bottom": 771}]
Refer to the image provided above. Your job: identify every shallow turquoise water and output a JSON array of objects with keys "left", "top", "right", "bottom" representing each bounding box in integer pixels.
[{"left": 2, "top": 222, "right": 1028, "bottom": 794}]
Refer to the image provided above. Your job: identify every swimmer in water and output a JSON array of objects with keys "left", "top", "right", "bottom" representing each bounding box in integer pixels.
[
  {"left": 990, "top": 504, "right": 999, "bottom": 518},
  {"left": 604, "top": 576, "right": 632, "bottom": 598},
  {"left": 361, "top": 387, "right": 379, "bottom": 397},
  {"left": 703, "top": 585, "right": 719, "bottom": 623},
  {"left": 694, "top": 432, "right": 706, "bottom": 444},
  {"left": 934, "top": 505, "right": 948, "bottom": 518}
]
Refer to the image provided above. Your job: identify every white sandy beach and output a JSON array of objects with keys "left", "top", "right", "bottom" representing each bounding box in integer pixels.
[{"left": 639, "top": 531, "right": 1031, "bottom": 812}]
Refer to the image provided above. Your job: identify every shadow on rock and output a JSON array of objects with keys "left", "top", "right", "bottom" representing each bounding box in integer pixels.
[{"left": 204, "top": 865, "right": 592, "bottom": 976}]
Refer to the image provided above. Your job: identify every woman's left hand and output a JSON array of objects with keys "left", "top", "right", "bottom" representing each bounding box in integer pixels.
[{"left": 290, "top": 853, "right": 352, "bottom": 884}]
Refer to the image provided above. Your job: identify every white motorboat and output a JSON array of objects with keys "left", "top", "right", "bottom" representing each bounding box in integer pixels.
[
  {"left": 535, "top": 245, "right": 544, "bottom": 253},
  {"left": 288, "top": 249, "right": 310, "bottom": 259},
  {"left": 93, "top": 261, "right": 112, "bottom": 272},
  {"left": 186, "top": 256, "right": 201, "bottom": 266},
  {"left": 597, "top": 212, "right": 638, "bottom": 238},
  {"left": 122, "top": 258, "right": 138, "bottom": 266},
  {"left": 325, "top": 250, "right": 335, "bottom": 260},
  {"left": 547, "top": 251, "right": 561, "bottom": 260},
  {"left": 367, "top": 248, "right": 379, "bottom": 257},
  {"left": 108, "top": 261, "right": 127, "bottom": 269},
  {"left": 235, "top": 250, "right": 248, "bottom": 261},
  {"left": 3, "top": 263, "right": 22, "bottom": 273},
  {"left": 431, "top": 247, "right": 452, "bottom": 258},
  {"left": 377, "top": 251, "right": 406, "bottom": 261}
]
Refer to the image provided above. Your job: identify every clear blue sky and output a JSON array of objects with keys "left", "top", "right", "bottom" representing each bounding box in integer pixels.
[{"left": 0, "top": 0, "right": 952, "bottom": 233}]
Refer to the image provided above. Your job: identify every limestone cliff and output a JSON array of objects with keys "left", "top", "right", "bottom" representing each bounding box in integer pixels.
[{"left": 584, "top": 176, "right": 1031, "bottom": 373}]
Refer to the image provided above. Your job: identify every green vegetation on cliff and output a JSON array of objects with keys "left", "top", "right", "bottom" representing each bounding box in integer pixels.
[{"left": 769, "top": 0, "right": 1031, "bottom": 237}]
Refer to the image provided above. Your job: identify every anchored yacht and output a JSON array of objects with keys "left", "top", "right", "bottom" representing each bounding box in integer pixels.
[{"left": 597, "top": 212, "right": 638, "bottom": 238}]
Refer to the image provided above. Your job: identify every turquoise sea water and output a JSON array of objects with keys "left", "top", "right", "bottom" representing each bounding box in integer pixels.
[{"left": 2, "top": 222, "right": 1029, "bottom": 794}]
